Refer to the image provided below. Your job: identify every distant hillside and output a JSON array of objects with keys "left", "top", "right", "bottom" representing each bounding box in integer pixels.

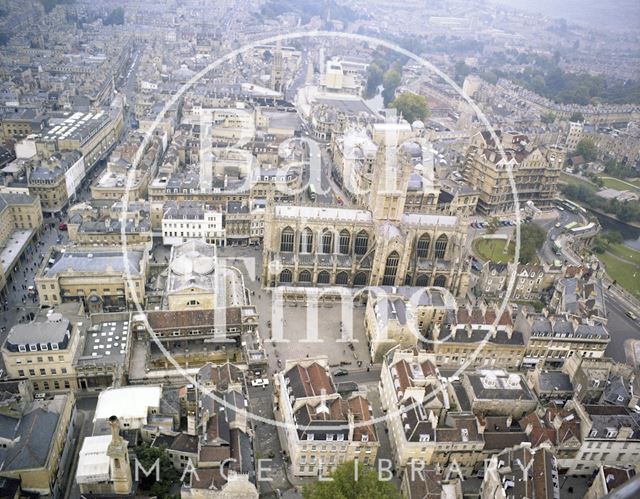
[{"left": 259, "top": 0, "right": 361, "bottom": 24}]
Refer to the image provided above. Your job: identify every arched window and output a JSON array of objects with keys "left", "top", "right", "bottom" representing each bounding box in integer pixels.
[
  {"left": 339, "top": 229, "right": 350, "bottom": 254},
  {"left": 299, "top": 228, "right": 313, "bottom": 253},
  {"left": 321, "top": 229, "right": 333, "bottom": 254},
  {"left": 382, "top": 251, "right": 400, "bottom": 286},
  {"left": 434, "top": 275, "right": 447, "bottom": 287},
  {"left": 299, "top": 270, "right": 312, "bottom": 282},
  {"left": 354, "top": 272, "right": 367, "bottom": 286},
  {"left": 416, "top": 274, "right": 429, "bottom": 287},
  {"left": 416, "top": 234, "right": 431, "bottom": 258},
  {"left": 317, "top": 271, "right": 330, "bottom": 284},
  {"left": 426, "top": 193, "right": 435, "bottom": 206},
  {"left": 336, "top": 272, "right": 349, "bottom": 285},
  {"left": 279, "top": 269, "right": 292, "bottom": 284},
  {"left": 354, "top": 230, "right": 368, "bottom": 255},
  {"left": 280, "top": 227, "right": 294, "bottom": 252},
  {"left": 434, "top": 234, "right": 448, "bottom": 259}
]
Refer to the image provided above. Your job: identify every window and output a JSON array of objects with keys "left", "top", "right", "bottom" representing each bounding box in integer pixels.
[
  {"left": 299, "top": 228, "right": 313, "bottom": 253},
  {"left": 61, "top": 368, "right": 67, "bottom": 374},
  {"left": 54, "top": 381, "right": 60, "bottom": 390},
  {"left": 29, "top": 369, "right": 35, "bottom": 376},
  {"left": 416, "top": 234, "right": 430, "bottom": 258},
  {"left": 39, "top": 369, "right": 46, "bottom": 376},
  {"left": 299, "top": 270, "right": 312, "bottom": 283},
  {"left": 279, "top": 269, "right": 292, "bottom": 284},
  {"left": 382, "top": 251, "right": 400, "bottom": 286},
  {"left": 419, "top": 434, "right": 430, "bottom": 442},
  {"left": 18, "top": 370, "right": 24, "bottom": 377},
  {"left": 353, "top": 272, "right": 367, "bottom": 286},
  {"left": 29, "top": 344, "right": 38, "bottom": 352},
  {"left": 321, "top": 230, "right": 333, "bottom": 254},
  {"left": 51, "top": 368, "right": 57, "bottom": 375},
  {"left": 40, "top": 344, "right": 48, "bottom": 351},
  {"left": 18, "top": 345, "right": 26, "bottom": 353},
  {"left": 306, "top": 433, "right": 315, "bottom": 441},
  {"left": 354, "top": 231, "right": 368, "bottom": 255},
  {"left": 434, "top": 275, "right": 447, "bottom": 287},
  {"left": 339, "top": 230, "right": 350, "bottom": 254},
  {"left": 280, "top": 227, "right": 294, "bottom": 252},
  {"left": 336, "top": 272, "right": 349, "bottom": 285},
  {"left": 317, "top": 271, "right": 330, "bottom": 284},
  {"left": 416, "top": 274, "right": 429, "bottom": 287},
  {"left": 434, "top": 234, "right": 448, "bottom": 259}
]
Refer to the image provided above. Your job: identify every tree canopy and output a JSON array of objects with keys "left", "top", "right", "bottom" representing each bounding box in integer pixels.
[
  {"left": 381, "top": 69, "right": 402, "bottom": 106},
  {"left": 389, "top": 92, "right": 430, "bottom": 123},
  {"left": 303, "top": 461, "right": 400, "bottom": 499},
  {"left": 135, "top": 444, "right": 181, "bottom": 498},
  {"left": 518, "top": 223, "right": 545, "bottom": 264},
  {"left": 574, "top": 138, "right": 598, "bottom": 162}
]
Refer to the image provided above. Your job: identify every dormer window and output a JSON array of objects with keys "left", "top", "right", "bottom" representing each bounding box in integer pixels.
[
  {"left": 419, "top": 434, "right": 430, "bottom": 442},
  {"left": 326, "top": 434, "right": 334, "bottom": 441},
  {"left": 18, "top": 345, "right": 26, "bottom": 353},
  {"left": 40, "top": 344, "right": 48, "bottom": 351},
  {"left": 361, "top": 434, "right": 368, "bottom": 442},
  {"left": 589, "top": 429, "right": 598, "bottom": 437},
  {"left": 337, "top": 434, "right": 344, "bottom": 441},
  {"left": 29, "top": 344, "right": 38, "bottom": 352},
  {"left": 306, "top": 433, "right": 314, "bottom": 441},
  {"left": 51, "top": 344, "right": 59, "bottom": 351}
]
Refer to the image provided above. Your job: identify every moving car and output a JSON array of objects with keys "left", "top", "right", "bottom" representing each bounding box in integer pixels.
[
  {"left": 626, "top": 311, "right": 638, "bottom": 321},
  {"left": 333, "top": 368, "right": 349, "bottom": 377}
]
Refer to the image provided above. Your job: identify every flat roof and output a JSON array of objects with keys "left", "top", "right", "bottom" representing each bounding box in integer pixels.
[
  {"left": 43, "top": 249, "right": 144, "bottom": 277},
  {"left": 94, "top": 385, "right": 162, "bottom": 422},
  {"left": 76, "top": 435, "right": 111, "bottom": 484}
]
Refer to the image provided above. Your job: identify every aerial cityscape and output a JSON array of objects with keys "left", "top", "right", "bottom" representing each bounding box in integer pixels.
[{"left": 0, "top": 0, "right": 639, "bottom": 497}]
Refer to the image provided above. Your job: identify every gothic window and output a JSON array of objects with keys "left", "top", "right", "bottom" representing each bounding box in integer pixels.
[
  {"left": 299, "top": 270, "right": 312, "bottom": 282},
  {"left": 434, "top": 275, "right": 447, "bottom": 287},
  {"left": 354, "top": 231, "right": 368, "bottom": 255},
  {"left": 434, "top": 234, "right": 448, "bottom": 259},
  {"left": 317, "top": 271, "right": 330, "bottom": 284},
  {"left": 279, "top": 269, "right": 292, "bottom": 284},
  {"left": 416, "top": 234, "right": 431, "bottom": 258},
  {"left": 336, "top": 272, "right": 349, "bottom": 285},
  {"left": 299, "top": 228, "right": 313, "bottom": 253},
  {"left": 354, "top": 272, "right": 367, "bottom": 286},
  {"left": 280, "top": 227, "right": 294, "bottom": 252},
  {"left": 321, "top": 229, "right": 333, "bottom": 254},
  {"left": 382, "top": 251, "right": 400, "bottom": 286},
  {"left": 339, "top": 230, "right": 350, "bottom": 254},
  {"left": 416, "top": 274, "right": 429, "bottom": 287}
]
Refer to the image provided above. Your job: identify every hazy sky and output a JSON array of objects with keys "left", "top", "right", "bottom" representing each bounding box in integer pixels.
[{"left": 492, "top": 0, "right": 640, "bottom": 31}]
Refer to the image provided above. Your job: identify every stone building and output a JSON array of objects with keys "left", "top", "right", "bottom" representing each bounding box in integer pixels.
[
  {"left": 262, "top": 125, "right": 469, "bottom": 295},
  {"left": 275, "top": 357, "right": 379, "bottom": 477},
  {"left": 463, "top": 131, "right": 565, "bottom": 214},
  {"left": 35, "top": 246, "right": 148, "bottom": 310},
  {"left": 2, "top": 312, "right": 81, "bottom": 392}
]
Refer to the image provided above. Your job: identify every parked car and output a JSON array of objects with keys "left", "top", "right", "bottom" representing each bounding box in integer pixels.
[
  {"left": 251, "top": 378, "right": 270, "bottom": 387},
  {"left": 58, "top": 222, "right": 67, "bottom": 230},
  {"left": 333, "top": 368, "right": 349, "bottom": 377}
]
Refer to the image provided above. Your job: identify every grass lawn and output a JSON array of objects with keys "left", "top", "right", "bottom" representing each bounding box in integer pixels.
[
  {"left": 560, "top": 172, "right": 597, "bottom": 191},
  {"left": 472, "top": 238, "right": 515, "bottom": 263},
  {"left": 598, "top": 251, "right": 640, "bottom": 299},
  {"left": 598, "top": 176, "right": 640, "bottom": 193},
  {"left": 607, "top": 243, "right": 640, "bottom": 266}
]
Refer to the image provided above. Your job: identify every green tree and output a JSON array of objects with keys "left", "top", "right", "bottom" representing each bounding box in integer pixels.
[
  {"left": 454, "top": 60, "right": 471, "bottom": 85},
  {"left": 303, "top": 461, "right": 400, "bottom": 499},
  {"left": 569, "top": 112, "right": 585, "bottom": 122},
  {"left": 540, "top": 112, "right": 556, "bottom": 125},
  {"left": 574, "top": 138, "right": 598, "bottom": 162},
  {"left": 389, "top": 92, "right": 430, "bottom": 123},
  {"left": 135, "top": 445, "right": 180, "bottom": 498},
  {"left": 364, "top": 62, "right": 384, "bottom": 99},
  {"left": 485, "top": 216, "right": 500, "bottom": 235},
  {"left": 382, "top": 69, "right": 401, "bottom": 106},
  {"left": 518, "top": 223, "right": 545, "bottom": 264}
]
